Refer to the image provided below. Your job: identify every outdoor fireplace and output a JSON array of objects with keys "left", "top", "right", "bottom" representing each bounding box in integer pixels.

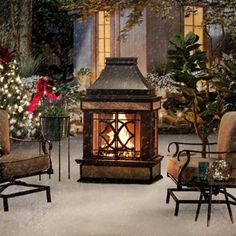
[{"left": 76, "top": 57, "right": 163, "bottom": 183}]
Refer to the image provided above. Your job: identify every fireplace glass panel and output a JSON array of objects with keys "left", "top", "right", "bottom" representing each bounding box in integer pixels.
[{"left": 93, "top": 113, "right": 141, "bottom": 159}]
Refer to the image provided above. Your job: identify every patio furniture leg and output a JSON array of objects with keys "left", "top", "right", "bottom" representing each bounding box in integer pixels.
[
  {"left": 46, "top": 187, "right": 51, "bottom": 203},
  {"left": 166, "top": 189, "right": 171, "bottom": 203},
  {"left": 195, "top": 190, "right": 204, "bottom": 221},
  {"left": 68, "top": 135, "right": 70, "bottom": 179},
  {"left": 175, "top": 201, "right": 179, "bottom": 216},
  {"left": 207, "top": 186, "right": 212, "bottom": 227},
  {"left": 166, "top": 188, "right": 180, "bottom": 216},
  {"left": 3, "top": 197, "right": 8, "bottom": 212},
  {"left": 223, "top": 187, "right": 234, "bottom": 224}
]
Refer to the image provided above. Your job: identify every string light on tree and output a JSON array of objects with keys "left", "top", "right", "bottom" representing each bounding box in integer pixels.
[{"left": 0, "top": 45, "right": 33, "bottom": 137}]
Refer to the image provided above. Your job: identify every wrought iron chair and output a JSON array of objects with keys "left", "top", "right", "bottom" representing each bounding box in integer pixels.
[
  {"left": 0, "top": 109, "right": 53, "bottom": 211},
  {"left": 166, "top": 111, "right": 236, "bottom": 216}
]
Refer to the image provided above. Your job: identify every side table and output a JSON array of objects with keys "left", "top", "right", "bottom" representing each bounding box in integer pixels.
[{"left": 189, "top": 177, "right": 236, "bottom": 227}]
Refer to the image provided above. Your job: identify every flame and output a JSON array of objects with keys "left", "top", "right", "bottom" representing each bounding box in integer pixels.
[{"left": 105, "top": 114, "right": 134, "bottom": 158}]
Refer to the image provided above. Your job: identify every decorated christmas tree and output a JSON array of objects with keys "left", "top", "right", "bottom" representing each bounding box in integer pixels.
[{"left": 0, "top": 45, "right": 37, "bottom": 137}]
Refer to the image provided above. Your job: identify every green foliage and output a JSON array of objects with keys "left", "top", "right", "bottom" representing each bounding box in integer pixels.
[
  {"left": 150, "top": 63, "right": 168, "bottom": 76},
  {"left": 63, "top": 0, "right": 191, "bottom": 39},
  {"left": 0, "top": 0, "right": 32, "bottom": 63},
  {"left": 167, "top": 32, "right": 225, "bottom": 144},
  {"left": 32, "top": 0, "right": 73, "bottom": 80},
  {"left": 19, "top": 54, "right": 45, "bottom": 78},
  {"left": 39, "top": 80, "right": 81, "bottom": 117},
  {"left": 0, "top": 0, "right": 21, "bottom": 49},
  {"left": 206, "top": 0, "right": 236, "bottom": 39},
  {"left": 76, "top": 67, "right": 92, "bottom": 76},
  {"left": 56, "top": 80, "right": 81, "bottom": 107},
  {"left": 213, "top": 54, "right": 236, "bottom": 111},
  {"left": 168, "top": 32, "right": 207, "bottom": 88},
  {"left": 63, "top": 0, "right": 236, "bottom": 40},
  {"left": 40, "top": 99, "right": 68, "bottom": 117},
  {"left": 163, "top": 91, "right": 188, "bottom": 112}
]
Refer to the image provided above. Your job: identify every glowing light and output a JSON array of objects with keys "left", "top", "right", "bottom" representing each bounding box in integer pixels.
[{"left": 105, "top": 114, "right": 134, "bottom": 158}]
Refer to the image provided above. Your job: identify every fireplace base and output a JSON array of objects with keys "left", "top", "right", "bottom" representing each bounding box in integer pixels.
[{"left": 76, "top": 156, "right": 163, "bottom": 184}]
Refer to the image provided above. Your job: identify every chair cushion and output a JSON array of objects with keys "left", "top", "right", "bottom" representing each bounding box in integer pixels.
[
  {"left": 0, "top": 153, "right": 50, "bottom": 180},
  {"left": 167, "top": 156, "right": 216, "bottom": 182},
  {"left": 0, "top": 109, "right": 10, "bottom": 154},
  {"left": 217, "top": 112, "right": 236, "bottom": 170}
]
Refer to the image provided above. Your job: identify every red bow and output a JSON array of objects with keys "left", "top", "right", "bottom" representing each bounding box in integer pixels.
[{"left": 28, "top": 76, "right": 61, "bottom": 113}]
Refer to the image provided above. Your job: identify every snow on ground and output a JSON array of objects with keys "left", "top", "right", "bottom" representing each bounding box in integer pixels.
[{"left": 1, "top": 134, "right": 236, "bottom": 236}]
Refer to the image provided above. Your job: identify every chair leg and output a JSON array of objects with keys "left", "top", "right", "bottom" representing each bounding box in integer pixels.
[
  {"left": 166, "top": 188, "right": 180, "bottom": 216},
  {"left": 223, "top": 187, "right": 234, "bottom": 224},
  {"left": 175, "top": 202, "right": 179, "bottom": 216},
  {"left": 0, "top": 181, "right": 51, "bottom": 211},
  {"left": 166, "top": 187, "right": 201, "bottom": 216},
  {"left": 3, "top": 197, "right": 8, "bottom": 212},
  {"left": 166, "top": 189, "right": 171, "bottom": 203},
  {"left": 46, "top": 187, "right": 51, "bottom": 203},
  {"left": 195, "top": 191, "right": 204, "bottom": 221}
]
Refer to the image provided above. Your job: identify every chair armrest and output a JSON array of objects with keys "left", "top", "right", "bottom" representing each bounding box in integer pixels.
[
  {"left": 168, "top": 141, "right": 217, "bottom": 157},
  {"left": 177, "top": 149, "right": 236, "bottom": 160},
  {"left": 10, "top": 137, "right": 52, "bottom": 155},
  {"left": 41, "top": 140, "right": 53, "bottom": 155},
  {"left": 10, "top": 137, "right": 42, "bottom": 143}
]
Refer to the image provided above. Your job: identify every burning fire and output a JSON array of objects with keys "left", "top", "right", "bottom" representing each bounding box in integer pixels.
[{"left": 104, "top": 114, "right": 134, "bottom": 158}]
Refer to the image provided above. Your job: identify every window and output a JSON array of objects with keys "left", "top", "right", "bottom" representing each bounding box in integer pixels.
[
  {"left": 184, "top": 6, "right": 204, "bottom": 50},
  {"left": 96, "top": 11, "right": 111, "bottom": 76}
]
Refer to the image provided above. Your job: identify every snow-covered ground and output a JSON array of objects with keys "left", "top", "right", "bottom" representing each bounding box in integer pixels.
[{"left": 1, "top": 134, "right": 236, "bottom": 236}]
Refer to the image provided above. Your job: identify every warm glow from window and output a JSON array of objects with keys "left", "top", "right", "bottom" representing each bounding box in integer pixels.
[
  {"left": 97, "top": 11, "right": 111, "bottom": 75},
  {"left": 184, "top": 6, "right": 204, "bottom": 50}
]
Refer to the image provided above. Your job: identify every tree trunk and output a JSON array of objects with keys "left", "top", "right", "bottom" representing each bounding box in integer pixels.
[
  {"left": 201, "top": 138, "right": 208, "bottom": 159},
  {"left": 194, "top": 124, "right": 208, "bottom": 158},
  {"left": 192, "top": 102, "right": 208, "bottom": 158},
  {"left": 18, "top": 0, "right": 32, "bottom": 63}
]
